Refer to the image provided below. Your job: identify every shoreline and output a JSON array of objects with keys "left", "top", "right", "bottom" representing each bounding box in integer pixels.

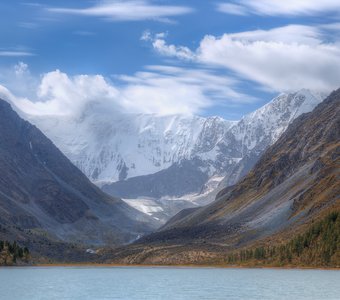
[{"left": 10, "top": 263, "right": 339, "bottom": 270}]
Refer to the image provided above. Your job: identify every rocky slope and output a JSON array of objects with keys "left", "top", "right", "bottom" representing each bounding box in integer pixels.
[
  {"left": 0, "top": 99, "right": 158, "bottom": 259},
  {"left": 106, "top": 89, "right": 339, "bottom": 265}
]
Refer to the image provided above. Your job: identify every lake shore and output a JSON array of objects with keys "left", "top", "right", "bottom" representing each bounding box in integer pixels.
[{"left": 29, "top": 262, "right": 340, "bottom": 270}]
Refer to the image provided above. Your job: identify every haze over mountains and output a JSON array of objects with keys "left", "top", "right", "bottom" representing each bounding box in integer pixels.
[{"left": 14, "top": 89, "right": 325, "bottom": 222}]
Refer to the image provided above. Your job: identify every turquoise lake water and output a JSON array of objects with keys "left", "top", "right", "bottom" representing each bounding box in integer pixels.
[{"left": 0, "top": 267, "right": 339, "bottom": 299}]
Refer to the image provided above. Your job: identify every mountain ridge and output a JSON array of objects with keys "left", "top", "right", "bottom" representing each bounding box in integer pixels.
[
  {"left": 103, "top": 88, "right": 339, "bottom": 265},
  {"left": 0, "top": 99, "right": 159, "bottom": 260},
  {"left": 20, "top": 89, "right": 323, "bottom": 186},
  {"left": 3, "top": 88, "right": 326, "bottom": 223}
]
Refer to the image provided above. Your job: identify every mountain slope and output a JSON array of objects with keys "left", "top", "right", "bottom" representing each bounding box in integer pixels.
[
  {"left": 217, "top": 89, "right": 325, "bottom": 188},
  {"left": 102, "top": 158, "right": 210, "bottom": 199},
  {"left": 107, "top": 89, "right": 339, "bottom": 265},
  {"left": 0, "top": 99, "right": 158, "bottom": 257}
]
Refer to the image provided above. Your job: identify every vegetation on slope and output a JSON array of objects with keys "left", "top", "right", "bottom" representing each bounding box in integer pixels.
[
  {"left": 227, "top": 211, "right": 340, "bottom": 267},
  {"left": 0, "top": 241, "right": 30, "bottom": 265}
]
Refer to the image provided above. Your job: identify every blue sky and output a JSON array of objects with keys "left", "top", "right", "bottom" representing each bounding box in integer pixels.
[{"left": 1, "top": 1, "right": 340, "bottom": 119}]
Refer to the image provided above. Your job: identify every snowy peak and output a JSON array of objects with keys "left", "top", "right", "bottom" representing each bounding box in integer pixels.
[
  {"left": 229, "top": 89, "right": 325, "bottom": 149},
  {"left": 214, "top": 89, "right": 325, "bottom": 188},
  {"left": 20, "top": 89, "right": 324, "bottom": 194},
  {"left": 27, "top": 110, "right": 235, "bottom": 184}
]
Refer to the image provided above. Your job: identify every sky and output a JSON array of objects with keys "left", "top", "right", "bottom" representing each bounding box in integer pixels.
[{"left": 0, "top": 0, "right": 340, "bottom": 119}]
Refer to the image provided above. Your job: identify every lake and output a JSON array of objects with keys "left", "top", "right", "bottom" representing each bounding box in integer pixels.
[{"left": 0, "top": 267, "right": 339, "bottom": 299}]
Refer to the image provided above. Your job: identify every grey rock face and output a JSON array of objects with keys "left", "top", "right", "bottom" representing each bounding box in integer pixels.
[{"left": 103, "top": 158, "right": 209, "bottom": 199}]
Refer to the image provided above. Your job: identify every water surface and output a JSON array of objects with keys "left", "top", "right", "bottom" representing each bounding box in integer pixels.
[{"left": 0, "top": 266, "right": 339, "bottom": 299}]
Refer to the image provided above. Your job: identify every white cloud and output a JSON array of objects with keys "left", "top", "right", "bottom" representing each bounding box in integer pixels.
[
  {"left": 47, "top": 0, "right": 193, "bottom": 22},
  {"left": 0, "top": 62, "right": 38, "bottom": 100},
  {"left": 117, "top": 65, "right": 252, "bottom": 115},
  {"left": 217, "top": 0, "right": 340, "bottom": 16},
  {"left": 148, "top": 25, "right": 340, "bottom": 93},
  {"left": 216, "top": 3, "right": 247, "bottom": 16},
  {"left": 141, "top": 30, "right": 167, "bottom": 41},
  {"left": 15, "top": 70, "right": 120, "bottom": 116},
  {"left": 141, "top": 31, "right": 195, "bottom": 60},
  {"left": 141, "top": 30, "right": 152, "bottom": 41},
  {"left": 0, "top": 51, "right": 34, "bottom": 57},
  {"left": 225, "top": 25, "right": 323, "bottom": 45},
  {"left": 0, "top": 85, "right": 22, "bottom": 105},
  {"left": 152, "top": 39, "right": 195, "bottom": 61},
  {"left": 14, "top": 62, "right": 29, "bottom": 76},
  {"left": 0, "top": 64, "right": 252, "bottom": 117}
]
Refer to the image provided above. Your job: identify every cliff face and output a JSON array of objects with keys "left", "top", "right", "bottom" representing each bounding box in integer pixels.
[
  {"left": 0, "top": 99, "right": 158, "bottom": 259},
  {"left": 107, "top": 89, "right": 339, "bottom": 265}
]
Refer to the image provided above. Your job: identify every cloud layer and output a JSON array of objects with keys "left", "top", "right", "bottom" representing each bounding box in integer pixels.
[
  {"left": 147, "top": 25, "right": 340, "bottom": 92},
  {"left": 0, "top": 63, "right": 251, "bottom": 117},
  {"left": 217, "top": 0, "right": 340, "bottom": 16},
  {"left": 48, "top": 0, "right": 193, "bottom": 22}
]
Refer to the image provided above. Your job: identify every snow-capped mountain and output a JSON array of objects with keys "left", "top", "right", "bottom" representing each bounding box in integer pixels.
[
  {"left": 101, "top": 89, "right": 325, "bottom": 200},
  {"left": 26, "top": 110, "right": 235, "bottom": 186},
  {"left": 18, "top": 89, "right": 324, "bottom": 221},
  {"left": 216, "top": 88, "right": 326, "bottom": 188}
]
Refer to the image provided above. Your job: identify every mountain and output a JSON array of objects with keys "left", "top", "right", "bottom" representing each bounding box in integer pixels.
[
  {"left": 106, "top": 89, "right": 340, "bottom": 265},
  {"left": 103, "top": 89, "right": 324, "bottom": 197},
  {"left": 0, "top": 99, "right": 158, "bottom": 259},
  {"left": 21, "top": 90, "right": 324, "bottom": 222},
  {"left": 26, "top": 111, "right": 234, "bottom": 185}
]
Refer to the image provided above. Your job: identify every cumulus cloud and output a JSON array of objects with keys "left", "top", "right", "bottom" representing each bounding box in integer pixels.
[
  {"left": 216, "top": 0, "right": 340, "bottom": 16},
  {"left": 141, "top": 31, "right": 195, "bottom": 60},
  {"left": 10, "top": 70, "right": 120, "bottom": 116},
  {"left": 148, "top": 25, "right": 340, "bottom": 93},
  {"left": 1, "top": 64, "right": 251, "bottom": 117},
  {"left": 47, "top": 0, "right": 193, "bottom": 22}
]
